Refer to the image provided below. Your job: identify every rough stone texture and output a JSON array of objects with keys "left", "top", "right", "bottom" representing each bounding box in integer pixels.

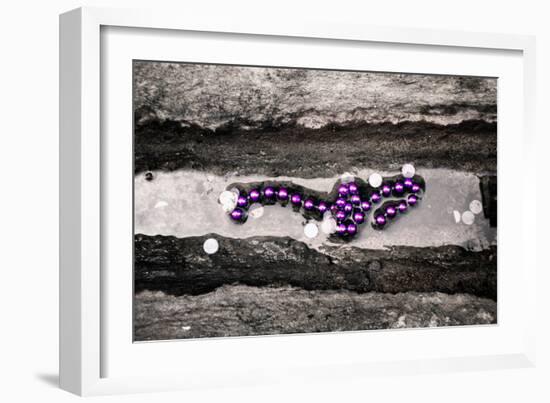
[
  {"left": 134, "top": 120, "right": 496, "bottom": 175},
  {"left": 134, "top": 62, "right": 497, "bottom": 130},
  {"left": 134, "top": 285, "right": 497, "bottom": 341},
  {"left": 135, "top": 234, "right": 497, "bottom": 300}
]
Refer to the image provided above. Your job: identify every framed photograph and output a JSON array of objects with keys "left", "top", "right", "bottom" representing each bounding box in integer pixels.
[{"left": 60, "top": 7, "right": 537, "bottom": 396}]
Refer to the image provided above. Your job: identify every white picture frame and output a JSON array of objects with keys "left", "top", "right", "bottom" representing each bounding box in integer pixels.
[{"left": 60, "top": 6, "right": 537, "bottom": 396}]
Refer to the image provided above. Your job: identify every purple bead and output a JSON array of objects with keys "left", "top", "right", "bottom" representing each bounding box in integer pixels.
[
  {"left": 386, "top": 206, "right": 397, "bottom": 218},
  {"left": 277, "top": 187, "right": 289, "bottom": 201},
  {"left": 344, "top": 203, "right": 353, "bottom": 213},
  {"left": 336, "top": 223, "right": 347, "bottom": 235},
  {"left": 264, "top": 186, "right": 275, "bottom": 199},
  {"left": 338, "top": 183, "right": 349, "bottom": 196},
  {"left": 291, "top": 193, "right": 302, "bottom": 206},
  {"left": 411, "top": 183, "right": 421, "bottom": 193},
  {"left": 361, "top": 200, "right": 372, "bottom": 212},
  {"left": 348, "top": 182, "right": 359, "bottom": 195},
  {"left": 408, "top": 194, "right": 419, "bottom": 206},
  {"left": 353, "top": 211, "right": 365, "bottom": 224},
  {"left": 335, "top": 210, "right": 347, "bottom": 221},
  {"left": 371, "top": 192, "right": 381, "bottom": 203},
  {"left": 350, "top": 194, "right": 361, "bottom": 205},
  {"left": 230, "top": 208, "right": 244, "bottom": 221},
  {"left": 398, "top": 201, "right": 408, "bottom": 213},
  {"left": 394, "top": 182, "right": 404, "bottom": 194},
  {"left": 347, "top": 223, "right": 358, "bottom": 235},
  {"left": 382, "top": 184, "right": 392, "bottom": 197},
  {"left": 318, "top": 201, "right": 329, "bottom": 214},
  {"left": 330, "top": 204, "right": 339, "bottom": 214},
  {"left": 249, "top": 189, "right": 261, "bottom": 202},
  {"left": 404, "top": 178, "right": 414, "bottom": 190},
  {"left": 375, "top": 214, "right": 386, "bottom": 227},
  {"left": 335, "top": 197, "right": 347, "bottom": 209},
  {"left": 236, "top": 195, "right": 248, "bottom": 207},
  {"left": 304, "top": 199, "right": 315, "bottom": 211}
]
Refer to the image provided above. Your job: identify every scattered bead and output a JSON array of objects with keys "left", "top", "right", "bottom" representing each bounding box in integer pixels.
[
  {"left": 375, "top": 214, "right": 387, "bottom": 227},
  {"left": 338, "top": 183, "right": 349, "bottom": 196},
  {"left": 353, "top": 211, "right": 365, "bottom": 224},
  {"left": 291, "top": 193, "right": 302, "bottom": 206},
  {"left": 236, "top": 195, "right": 248, "bottom": 208},
  {"left": 408, "top": 194, "right": 419, "bottom": 206},
  {"left": 336, "top": 223, "right": 347, "bottom": 235},
  {"left": 394, "top": 182, "right": 404, "bottom": 194},
  {"left": 318, "top": 201, "right": 329, "bottom": 214},
  {"left": 203, "top": 238, "right": 219, "bottom": 254},
  {"left": 403, "top": 178, "right": 414, "bottom": 190},
  {"left": 304, "top": 199, "right": 315, "bottom": 211},
  {"left": 335, "top": 210, "right": 347, "bottom": 221},
  {"left": 411, "top": 183, "right": 421, "bottom": 193},
  {"left": 278, "top": 187, "right": 289, "bottom": 201},
  {"left": 347, "top": 223, "right": 358, "bottom": 235},
  {"left": 350, "top": 194, "right": 361, "bottom": 205},
  {"left": 348, "top": 182, "right": 359, "bottom": 195},
  {"left": 230, "top": 208, "right": 244, "bottom": 221},
  {"left": 249, "top": 189, "right": 261, "bottom": 202},
  {"left": 343, "top": 203, "right": 353, "bottom": 213},
  {"left": 398, "top": 201, "right": 408, "bottom": 213},
  {"left": 361, "top": 200, "right": 371, "bottom": 212},
  {"left": 335, "top": 197, "right": 347, "bottom": 209},
  {"left": 264, "top": 187, "right": 276, "bottom": 199},
  {"left": 386, "top": 205, "right": 397, "bottom": 218},
  {"left": 382, "top": 184, "right": 392, "bottom": 197},
  {"left": 371, "top": 192, "right": 381, "bottom": 203}
]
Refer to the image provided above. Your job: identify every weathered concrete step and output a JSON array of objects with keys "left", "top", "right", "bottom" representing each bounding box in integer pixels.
[
  {"left": 135, "top": 234, "right": 497, "bottom": 299},
  {"left": 134, "top": 285, "right": 496, "bottom": 341}
]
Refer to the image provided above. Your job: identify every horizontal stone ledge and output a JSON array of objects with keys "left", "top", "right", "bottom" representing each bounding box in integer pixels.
[
  {"left": 134, "top": 285, "right": 497, "bottom": 341},
  {"left": 134, "top": 119, "right": 496, "bottom": 176},
  {"left": 134, "top": 234, "right": 497, "bottom": 300}
]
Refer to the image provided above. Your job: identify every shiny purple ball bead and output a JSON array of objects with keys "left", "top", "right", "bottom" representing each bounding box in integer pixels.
[
  {"left": 381, "top": 184, "right": 392, "bottom": 197},
  {"left": 249, "top": 189, "right": 261, "bottom": 203},
  {"left": 353, "top": 211, "right": 365, "bottom": 224},
  {"left": 335, "top": 210, "right": 347, "bottom": 221},
  {"left": 264, "top": 186, "right": 276, "bottom": 199},
  {"left": 361, "top": 200, "right": 371, "bottom": 212},
  {"left": 230, "top": 208, "right": 244, "bottom": 221},
  {"left": 411, "top": 183, "right": 421, "bottom": 193},
  {"left": 348, "top": 182, "right": 359, "bottom": 195},
  {"left": 408, "top": 194, "right": 419, "bottom": 206},
  {"left": 277, "top": 187, "right": 289, "bottom": 201},
  {"left": 394, "top": 182, "right": 404, "bottom": 194},
  {"left": 335, "top": 197, "right": 347, "bottom": 209},
  {"left": 336, "top": 223, "right": 347, "bottom": 235},
  {"left": 403, "top": 178, "right": 414, "bottom": 190},
  {"left": 338, "top": 183, "right": 349, "bottom": 196},
  {"left": 386, "top": 205, "right": 397, "bottom": 218},
  {"left": 350, "top": 194, "right": 361, "bottom": 206},
  {"left": 375, "top": 214, "right": 387, "bottom": 227},
  {"left": 236, "top": 195, "right": 248, "bottom": 207},
  {"left": 398, "top": 201, "right": 408, "bottom": 213},
  {"left": 347, "top": 223, "right": 358, "bottom": 236},
  {"left": 344, "top": 203, "right": 353, "bottom": 213},
  {"left": 371, "top": 192, "right": 381, "bottom": 203},
  {"left": 291, "top": 193, "right": 302, "bottom": 206},
  {"left": 318, "top": 201, "right": 329, "bottom": 214},
  {"left": 304, "top": 199, "right": 315, "bottom": 211}
]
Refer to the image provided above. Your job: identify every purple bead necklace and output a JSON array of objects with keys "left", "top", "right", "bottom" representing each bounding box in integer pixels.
[{"left": 227, "top": 173, "right": 425, "bottom": 239}]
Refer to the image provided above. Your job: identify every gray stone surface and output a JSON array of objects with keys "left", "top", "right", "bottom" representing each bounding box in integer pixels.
[
  {"left": 135, "top": 234, "right": 497, "bottom": 299},
  {"left": 134, "top": 285, "right": 496, "bottom": 341},
  {"left": 134, "top": 62, "right": 496, "bottom": 129}
]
